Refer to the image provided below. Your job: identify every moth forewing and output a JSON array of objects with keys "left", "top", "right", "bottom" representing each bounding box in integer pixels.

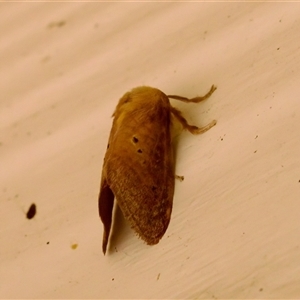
[{"left": 98, "top": 85, "right": 216, "bottom": 254}]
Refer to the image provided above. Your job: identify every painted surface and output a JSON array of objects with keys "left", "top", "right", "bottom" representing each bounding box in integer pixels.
[{"left": 1, "top": 2, "right": 300, "bottom": 298}]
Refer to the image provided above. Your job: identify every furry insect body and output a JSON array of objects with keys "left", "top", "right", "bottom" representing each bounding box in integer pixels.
[{"left": 99, "top": 85, "right": 217, "bottom": 254}]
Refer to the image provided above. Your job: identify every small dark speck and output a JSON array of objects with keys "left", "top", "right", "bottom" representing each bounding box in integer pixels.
[
  {"left": 277, "top": 47, "right": 280, "bottom": 50},
  {"left": 26, "top": 203, "right": 36, "bottom": 219},
  {"left": 133, "top": 136, "right": 138, "bottom": 143},
  {"left": 255, "top": 135, "right": 258, "bottom": 139},
  {"left": 71, "top": 244, "right": 78, "bottom": 250},
  {"left": 107, "top": 144, "right": 109, "bottom": 149},
  {"left": 259, "top": 288, "right": 263, "bottom": 292},
  {"left": 298, "top": 179, "right": 300, "bottom": 183},
  {"left": 48, "top": 21, "right": 66, "bottom": 29},
  {"left": 41, "top": 55, "right": 51, "bottom": 63},
  {"left": 137, "top": 149, "right": 142, "bottom": 153},
  {"left": 112, "top": 278, "right": 114, "bottom": 281},
  {"left": 254, "top": 150, "right": 257, "bottom": 153},
  {"left": 46, "top": 241, "right": 50, "bottom": 245}
]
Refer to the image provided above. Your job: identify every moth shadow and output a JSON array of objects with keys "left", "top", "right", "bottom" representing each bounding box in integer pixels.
[
  {"left": 172, "top": 134, "right": 182, "bottom": 165},
  {"left": 108, "top": 202, "right": 133, "bottom": 254}
]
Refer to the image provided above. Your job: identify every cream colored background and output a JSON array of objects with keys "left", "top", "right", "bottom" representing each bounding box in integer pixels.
[{"left": 1, "top": 2, "right": 300, "bottom": 298}]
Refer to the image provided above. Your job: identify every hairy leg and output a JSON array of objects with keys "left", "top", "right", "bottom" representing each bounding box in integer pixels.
[
  {"left": 168, "top": 85, "right": 216, "bottom": 103},
  {"left": 171, "top": 106, "right": 217, "bottom": 135}
]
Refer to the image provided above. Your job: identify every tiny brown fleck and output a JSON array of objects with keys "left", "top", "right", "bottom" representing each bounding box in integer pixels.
[
  {"left": 71, "top": 244, "right": 78, "bottom": 250},
  {"left": 48, "top": 21, "right": 66, "bottom": 29}
]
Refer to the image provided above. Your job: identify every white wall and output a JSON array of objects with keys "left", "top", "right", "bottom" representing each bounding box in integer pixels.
[{"left": 1, "top": 2, "right": 300, "bottom": 298}]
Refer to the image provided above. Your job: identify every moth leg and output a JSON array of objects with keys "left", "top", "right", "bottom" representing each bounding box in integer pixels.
[
  {"left": 168, "top": 85, "right": 216, "bottom": 103},
  {"left": 175, "top": 175, "right": 184, "bottom": 182},
  {"left": 171, "top": 106, "right": 217, "bottom": 135},
  {"left": 98, "top": 179, "right": 115, "bottom": 255}
]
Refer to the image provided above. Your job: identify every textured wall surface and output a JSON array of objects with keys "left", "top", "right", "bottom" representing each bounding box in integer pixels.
[{"left": 1, "top": 2, "right": 300, "bottom": 298}]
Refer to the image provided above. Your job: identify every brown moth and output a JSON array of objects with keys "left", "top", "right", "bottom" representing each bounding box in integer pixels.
[{"left": 98, "top": 85, "right": 217, "bottom": 254}]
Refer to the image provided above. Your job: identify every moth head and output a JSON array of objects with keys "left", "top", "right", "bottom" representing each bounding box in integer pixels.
[{"left": 112, "top": 86, "right": 170, "bottom": 120}]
